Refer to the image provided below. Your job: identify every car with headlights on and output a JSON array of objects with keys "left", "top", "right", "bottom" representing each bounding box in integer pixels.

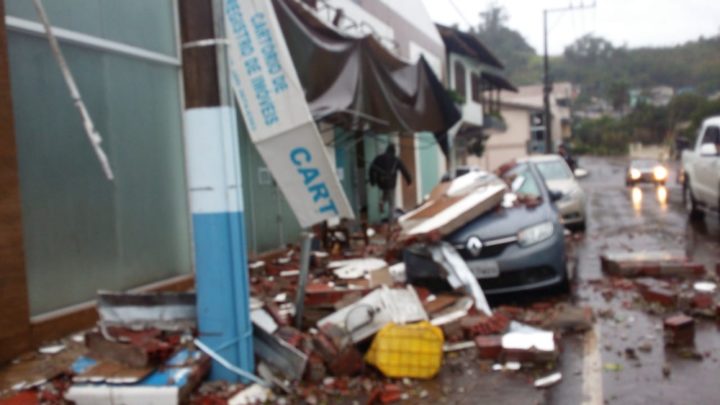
[
  {"left": 520, "top": 155, "right": 586, "bottom": 231},
  {"left": 403, "top": 162, "right": 569, "bottom": 295},
  {"left": 626, "top": 159, "right": 668, "bottom": 186}
]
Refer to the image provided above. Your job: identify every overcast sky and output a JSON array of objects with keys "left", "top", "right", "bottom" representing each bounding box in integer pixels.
[{"left": 420, "top": 0, "right": 720, "bottom": 55}]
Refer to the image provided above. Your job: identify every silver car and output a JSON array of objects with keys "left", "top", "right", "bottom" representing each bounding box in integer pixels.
[{"left": 520, "top": 155, "right": 587, "bottom": 231}]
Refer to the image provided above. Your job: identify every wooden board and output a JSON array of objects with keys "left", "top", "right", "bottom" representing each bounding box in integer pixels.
[{"left": 399, "top": 185, "right": 505, "bottom": 240}]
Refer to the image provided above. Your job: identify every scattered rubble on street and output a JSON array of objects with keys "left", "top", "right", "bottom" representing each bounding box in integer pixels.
[
  {"left": 585, "top": 244, "right": 720, "bottom": 384},
  {"left": 4, "top": 170, "right": 720, "bottom": 404},
  {"left": 0, "top": 172, "right": 591, "bottom": 404},
  {"left": 596, "top": 250, "right": 720, "bottom": 324}
]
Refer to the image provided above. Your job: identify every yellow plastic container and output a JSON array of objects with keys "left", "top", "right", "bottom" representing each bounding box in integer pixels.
[{"left": 365, "top": 321, "right": 444, "bottom": 379}]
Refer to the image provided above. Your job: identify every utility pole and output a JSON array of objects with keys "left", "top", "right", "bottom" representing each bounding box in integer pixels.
[
  {"left": 543, "top": 2, "right": 596, "bottom": 153},
  {"left": 179, "top": 0, "right": 254, "bottom": 382},
  {"left": 543, "top": 9, "right": 551, "bottom": 154}
]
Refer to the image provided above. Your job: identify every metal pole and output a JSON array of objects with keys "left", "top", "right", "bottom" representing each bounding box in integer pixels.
[
  {"left": 275, "top": 181, "right": 285, "bottom": 246},
  {"left": 179, "top": 0, "right": 254, "bottom": 382},
  {"left": 447, "top": 121, "right": 461, "bottom": 179},
  {"left": 294, "top": 232, "right": 314, "bottom": 329},
  {"left": 542, "top": 2, "right": 596, "bottom": 154},
  {"left": 32, "top": 0, "right": 114, "bottom": 180},
  {"left": 543, "top": 9, "right": 553, "bottom": 154}
]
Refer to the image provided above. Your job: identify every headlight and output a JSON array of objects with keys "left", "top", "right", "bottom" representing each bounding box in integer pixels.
[
  {"left": 653, "top": 166, "right": 668, "bottom": 180},
  {"left": 630, "top": 168, "right": 641, "bottom": 180},
  {"left": 560, "top": 188, "right": 580, "bottom": 202},
  {"left": 517, "top": 221, "right": 554, "bottom": 247}
]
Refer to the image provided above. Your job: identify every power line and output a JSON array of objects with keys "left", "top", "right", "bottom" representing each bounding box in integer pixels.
[{"left": 448, "top": 0, "right": 474, "bottom": 30}]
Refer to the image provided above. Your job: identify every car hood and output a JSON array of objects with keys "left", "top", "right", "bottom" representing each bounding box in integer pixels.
[
  {"left": 633, "top": 167, "right": 655, "bottom": 174},
  {"left": 545, "top": 179, "right": 578, "bottom": 194},
  {"left": 446, "top": 201, "right": 556, "bottom": 245}
]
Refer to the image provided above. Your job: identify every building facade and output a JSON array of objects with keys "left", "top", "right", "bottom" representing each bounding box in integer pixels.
[
  {"left": 0, "top": 0, "right": 193, "bottom": 362},
  {"left": 437, "top": 25, "right": 516, "bottom": 172},
  {"left": 471, "top": 82, "right": 576, "bottom": 171},
  {"left": 0, "top": 0, "right": 508, "bottom": 362},
  {"left": 469, "top": 100, "right": 543, "bottom": 171}
]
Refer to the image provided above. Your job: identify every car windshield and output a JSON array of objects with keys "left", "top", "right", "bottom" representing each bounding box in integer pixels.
[
  {"left": 503, "top": 164, "right": 541, "bottom": 198},
  {"left": 536, "top": 160, "right": 573, "bottom": 181}
]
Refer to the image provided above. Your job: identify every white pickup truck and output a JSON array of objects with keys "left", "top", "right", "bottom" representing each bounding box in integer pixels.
[{"left": 681, "top": 116, "right": 720, "bottom": 219}]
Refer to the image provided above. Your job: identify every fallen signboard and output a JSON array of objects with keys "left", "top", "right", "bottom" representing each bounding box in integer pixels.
[{"left": 224, "top": 0, "right": 353, "bottom": 227}]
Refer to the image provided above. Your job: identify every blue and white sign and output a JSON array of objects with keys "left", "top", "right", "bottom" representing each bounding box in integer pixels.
[{"left": 225, "top": 0, "right": 354, "bottom": 227}]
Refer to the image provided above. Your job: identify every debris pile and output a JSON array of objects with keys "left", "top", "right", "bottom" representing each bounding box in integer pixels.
[
  {"left": 600, "top": 251, "right": 706, "bottom": 279},
  {"left": 67, "top": 292, "right": 210, "bottom": 404},
  {"left": 594, "top": 249, "right": 720, "bottom": 364},
  {"left": 597, "top": 250, "right": 720, "bottom": 319},
  {"left": 0, "top": 171, "right": 587, "bottom": 403},
  {"left": 238, "top": 173, "right": 585, "bottom": 400}
]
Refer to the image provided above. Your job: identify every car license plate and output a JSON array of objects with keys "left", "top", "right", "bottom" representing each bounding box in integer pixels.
[{"left": 469, "top": 260, "right": 500, "bottom": 279}]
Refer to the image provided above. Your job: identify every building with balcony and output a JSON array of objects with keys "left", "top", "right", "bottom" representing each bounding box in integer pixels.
[
  {"left": 436, "top": 25, "right": 517, "bottom": 168},
  {"left": 468, "top": 82, "right": 578, "bottom": 171}
]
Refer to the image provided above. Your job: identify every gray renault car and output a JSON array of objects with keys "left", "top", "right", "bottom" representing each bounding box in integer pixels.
[{"left": 403, "top": 161, "right": 569, "bottom": 295}]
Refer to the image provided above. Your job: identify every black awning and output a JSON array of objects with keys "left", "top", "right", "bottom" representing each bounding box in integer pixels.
[
  {"left": 436, "top": 25, "right": 504, "bottom": 69},
  {"left": 273, "top": 0, "right": 461, "bottom": 144},
  {"left": 481, "top": 71, "right": 518, "bottom": 92}
]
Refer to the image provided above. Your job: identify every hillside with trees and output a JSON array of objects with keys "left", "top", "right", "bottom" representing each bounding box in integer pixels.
[
  {"left": 553, "top": 34, "right": 720, "bottom": 104},
  {"left": 469, "top": 4, "right": 720, "bottom": 154},
  {"left": 471, "top": 5, "right": 720, "bottom": 100}
]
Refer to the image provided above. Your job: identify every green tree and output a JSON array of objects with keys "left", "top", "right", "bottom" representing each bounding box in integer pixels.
[
  {"left": 667, "top": 93, "right": 705, "bottom": 125},
  {"left": 607, "top": 81, "right": 629, "bottom": 111},
  {"left": 467, "top": 7, "right": 720, "bottom": 105},
  {"left": 474, "top": 3, "right": 536, "bottom": 79},
  {"left": 563, "top": 34, "right": 616, "bottom": 64},
  {"left": 478, "top": 2, "right": 508, "bottom": 33}
]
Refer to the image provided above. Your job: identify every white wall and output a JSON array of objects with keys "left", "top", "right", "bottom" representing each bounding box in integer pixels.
[
  {"left": 502, "top": 86, "right": 570, "bottom": 153},
  {"left": 409, "top": 41, "right": 443, "bottom": 78},
  {"left": 378, "top": 0, "right": 443, "bottom": 46},
  {"left": 320, "top": 0, "right": 395, "bottom": 42},
  {"left": 468, "top": 107, "right": 530, "bottom": 171},
  {"left": 448, "top": 53, "right": 484, "bottom": 127}
]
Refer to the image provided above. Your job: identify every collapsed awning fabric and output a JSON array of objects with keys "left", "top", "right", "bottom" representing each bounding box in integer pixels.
[
  {"left": 273, "top": 0, "right": 461, "bottom": 142},
  {"left": 481, "top": 71, "right": 518, "bottom": 93}
]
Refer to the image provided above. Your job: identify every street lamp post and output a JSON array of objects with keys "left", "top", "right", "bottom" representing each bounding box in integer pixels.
[{"left": 542, "top": 2, "right": 596, "bottom": 153}]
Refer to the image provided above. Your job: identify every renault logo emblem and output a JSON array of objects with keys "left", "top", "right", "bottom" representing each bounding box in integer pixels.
[{"left": 466, "top": 236, "right": 483, "bottom": 256}]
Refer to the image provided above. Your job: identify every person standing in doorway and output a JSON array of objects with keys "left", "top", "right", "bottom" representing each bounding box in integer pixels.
[{"left": 368, "top": 144, "right": 412, "bottom": 222}]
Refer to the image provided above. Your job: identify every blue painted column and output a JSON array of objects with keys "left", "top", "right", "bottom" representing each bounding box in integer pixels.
[{"left": 184, "top": 106, "right": 253, "bottom": 381}]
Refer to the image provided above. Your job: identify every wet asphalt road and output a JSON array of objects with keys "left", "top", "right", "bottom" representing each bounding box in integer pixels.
[
  {"left": 407, "top": 155, "right": 720, "bottom": 405},
  {"left": 550, "top": 156, "right": 720, "bottom": 405}
]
